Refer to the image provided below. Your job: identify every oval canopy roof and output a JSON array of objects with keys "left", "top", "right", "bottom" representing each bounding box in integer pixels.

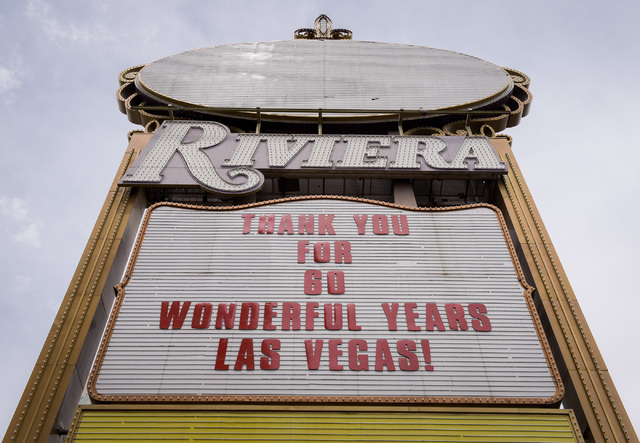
[{"left": 135, "top": 39, "right": 513, "bottom": 116}]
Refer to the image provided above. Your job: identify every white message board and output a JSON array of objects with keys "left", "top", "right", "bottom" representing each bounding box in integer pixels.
[{"left": 90, "top": 198, "right": 561, "bottom": 404}]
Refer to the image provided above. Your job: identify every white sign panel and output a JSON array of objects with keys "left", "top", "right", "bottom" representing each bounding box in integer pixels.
[{"left": 90, "top": 198, "right": 561, "bottom": 404}]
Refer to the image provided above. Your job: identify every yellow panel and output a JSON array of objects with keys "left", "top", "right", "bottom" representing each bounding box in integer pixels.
[{"left": 70, "top": 409, "right": 582, "bottom": 442}]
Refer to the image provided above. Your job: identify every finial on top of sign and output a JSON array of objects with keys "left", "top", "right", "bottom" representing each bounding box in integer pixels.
[{"left": 294, "top": 15, "right": 353, "bottom": 40}]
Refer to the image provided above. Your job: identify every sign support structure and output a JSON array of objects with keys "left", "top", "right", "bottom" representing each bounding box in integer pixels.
[{"left": 493, "top": 138, "right": 636, "bottom": 441}]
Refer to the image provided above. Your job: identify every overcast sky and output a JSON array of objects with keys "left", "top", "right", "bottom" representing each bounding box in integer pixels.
[{"left": 1, "top": 0, "right": 639, "bottom": 436}]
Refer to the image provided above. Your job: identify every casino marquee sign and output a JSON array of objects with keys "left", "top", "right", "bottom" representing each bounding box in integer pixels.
[
  {"left": 89, "top": 197, "right": 562, "bottom": 404},
  {"left": 120, "top": 121, "right": 508, "bottom": 195}
]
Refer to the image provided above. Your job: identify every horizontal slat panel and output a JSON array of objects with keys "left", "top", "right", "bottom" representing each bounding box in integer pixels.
[
  {"left": 70, "top": 410, "right": 579, "bottom": 442},
  {"left": 93, "top": 200, "right": 558, "bottom": 401},
  {"left": 137, "top": 40, "right": 512, "bottom": 113}
]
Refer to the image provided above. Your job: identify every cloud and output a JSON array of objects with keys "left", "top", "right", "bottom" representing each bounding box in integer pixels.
[
  {"left": 0, "top": 197, "right": 41, "bottom": 247},
  {"left": 0, "top": 52, "right": 25, "bottom": 104},
  {"left": 13, "top": 222, "right": 42, "bottom": 247},
  {"left": 13, "top": 275, "right": 32, "bottom": 293},
  {"left": 0, "top": 197, "right": 28, "bottom": 222},
  {"left": 25, "top": 0, "right": 114, "bottom": 45},
  {"left": 0, "top": 66, "right": 21, "bottom": 95}
]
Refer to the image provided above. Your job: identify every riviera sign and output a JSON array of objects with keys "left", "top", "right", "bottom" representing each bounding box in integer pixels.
[{"left": 120, "top": 121, "right": 507, "bottom": 195}]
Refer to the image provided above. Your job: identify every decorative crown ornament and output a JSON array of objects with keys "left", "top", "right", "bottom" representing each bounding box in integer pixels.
[{"left": 294, "top": 15, "right": 352, "bottom": 40}]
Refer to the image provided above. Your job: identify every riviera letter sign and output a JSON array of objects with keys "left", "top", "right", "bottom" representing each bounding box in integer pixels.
[
  {"left": 120, "top": 121, "right": 507, "bottom": 195},
  {"left": 89, "top": 198, "right": 561, "bottom": 404}
]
